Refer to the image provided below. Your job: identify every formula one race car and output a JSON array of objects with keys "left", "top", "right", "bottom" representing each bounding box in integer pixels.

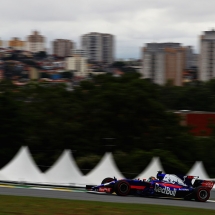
[{"left": 86, "top": 171, "right": 215, "bottom": 202}]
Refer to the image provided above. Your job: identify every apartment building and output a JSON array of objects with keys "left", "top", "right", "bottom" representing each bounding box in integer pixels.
[
  {"left": 65, "top": 55, "right": 88, "bottom": 77},
  {"left": 81, "top": 32, "right": 114, "bottom": 64},
  {"left": 71, "top": 49, "right": 87, "bottom": 58},
  {"left": 143, "top": 43, "right": 187, "bottom": 86},
  {"left": 9, "top": 37, "right": 26, "bottom": 50},
  {"left": 53, "top": 39, "right": 73, "bottom": 57},
  {"left": 199, "top": 30, "right": 215, "bottom": 81},
  {"left": 26, "top": 31, "right": 45, "bottom": 53}
]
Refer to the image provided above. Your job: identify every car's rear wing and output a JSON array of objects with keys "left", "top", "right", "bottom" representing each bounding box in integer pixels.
[{"left": 193, "top": 179, "right": 215, "bottom": 190}]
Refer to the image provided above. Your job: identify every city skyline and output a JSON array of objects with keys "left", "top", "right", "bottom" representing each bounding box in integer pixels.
[{"left": 0, "top": 0, "right": 215, "bottom": 58}]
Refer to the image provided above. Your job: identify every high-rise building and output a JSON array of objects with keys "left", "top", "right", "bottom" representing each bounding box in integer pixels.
[
  {"left": 9, "top": 37, "right": 26, "bottom": 50},
  {"left": 199, "top": 30, "right": 215, "bottom": 81},
  {"left": 143, "top": 43, "right": 186, "bottom": 86},
  {"left": 81, "top": 32, "right": 114, "bottom": 64},
  {"left": 53, "top": 39, "right": 73, "bottom": 57},
  {"left": 71, "top": 49, "right": 87, "bottom": 58},
  {"left": 26, "top": 31, "right": 45, "bottom": 53},
  {"left": 185, "top": 46, "right": 199, "bottom": 69}
]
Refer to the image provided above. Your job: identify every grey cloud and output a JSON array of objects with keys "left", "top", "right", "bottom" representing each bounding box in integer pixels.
[{"left": 0, "top": 0, "right": 214, "bottom": 58}]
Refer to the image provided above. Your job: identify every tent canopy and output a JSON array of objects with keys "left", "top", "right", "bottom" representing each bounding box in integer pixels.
[
  {"left": 187, "top": 161, "right": 209, "bottom": 179},
  {"left": 85, "top": 152, "right": 124, "bottom": 185},
  {"left": 0, "top": 146, "right": 47, "bottom": 183},
  {"left": 135, "top": 157, "right": 164, "bottom": 180},
  {"left": 45, "top": 150, "right": 91, "bottom": 185}
]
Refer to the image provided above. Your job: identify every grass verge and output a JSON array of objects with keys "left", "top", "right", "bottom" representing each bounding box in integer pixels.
[{"left": 0, "top": 195, "right": 214, "bottom": 215}]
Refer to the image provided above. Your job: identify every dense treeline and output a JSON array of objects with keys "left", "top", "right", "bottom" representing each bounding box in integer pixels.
[{"left": 1, "top": 74, "right": 215, "bottom": 177}]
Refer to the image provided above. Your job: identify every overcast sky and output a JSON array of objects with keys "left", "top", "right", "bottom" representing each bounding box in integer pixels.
[{"left": 0, "top": 0, "right": 214, "bottom": 59}]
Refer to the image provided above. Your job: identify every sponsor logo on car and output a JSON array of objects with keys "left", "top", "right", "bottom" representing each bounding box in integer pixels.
[
  {"left": 163, "top": 174, "right": 187, "bottom": 186},
  {"left": 154, "top": 183, "right": 177, "bottom": 196},
  {"left": 99, "top": 187, "right": 111, "bottom": 192},
  {"left": 202, "top": 181, "right": 214, "bottom": 189},
  {"left": 179, "top": 188, "right": 189, "bottom": 191}
]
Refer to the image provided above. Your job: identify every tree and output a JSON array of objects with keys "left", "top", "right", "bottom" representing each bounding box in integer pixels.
[
  {"left": 35, "top": 51, "right": 47, "bottom": 59},
  {"left": 40, "top": 72, "right": 50, "bottom": 79},
  {"left": 0, "top": 91, "right": 26, "bottom": 168},
  {"left": 1, "top": 74, "right": 215, "bottom": 176},
  {"left": 112, "top": 61, "right": 126, "bottom": 68}
]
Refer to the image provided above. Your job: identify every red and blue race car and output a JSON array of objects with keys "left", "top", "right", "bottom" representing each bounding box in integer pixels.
[{"left": 86, "top": 171, "right": 215, "bottom": 202}]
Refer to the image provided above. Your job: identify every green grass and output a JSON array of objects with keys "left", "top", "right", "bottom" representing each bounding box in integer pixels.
[{"left": 0, "top": 195, "right": 214, "bottom": 215}]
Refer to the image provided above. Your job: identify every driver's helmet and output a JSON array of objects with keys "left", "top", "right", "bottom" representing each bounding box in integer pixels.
[{"left": 147, "top": 176, "right": 156, "bottom": 182}]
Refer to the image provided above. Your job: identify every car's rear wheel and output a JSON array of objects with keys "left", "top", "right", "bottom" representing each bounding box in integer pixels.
[
  {"left": 194, "top": 186, "right": 210, "bottom": 202},
  {"left": 101, "top": 177, "right": 114, "bottom": 184},
  {"left": 114, "top": 180, "right": 130, "bottom": 196}
]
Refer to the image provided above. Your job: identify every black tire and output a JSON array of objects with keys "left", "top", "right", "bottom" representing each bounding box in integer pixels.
[
  {"left": 101, "top": 177, "right": 114, "bottom": 184},
  {"left": 194, "top": 186, "right": 210, "bottom": 202},
  {"left": 114, "top": 180, "right": 130, "bottom": 196}
]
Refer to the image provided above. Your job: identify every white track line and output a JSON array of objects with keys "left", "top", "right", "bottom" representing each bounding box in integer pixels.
[{"left": 207, "top": 200, "right": 215, "bottom": 203}]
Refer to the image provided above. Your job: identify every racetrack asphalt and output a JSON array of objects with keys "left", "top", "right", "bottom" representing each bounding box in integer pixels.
[{"left": 0, "top": 187, "right": 215, "bottom": 210}]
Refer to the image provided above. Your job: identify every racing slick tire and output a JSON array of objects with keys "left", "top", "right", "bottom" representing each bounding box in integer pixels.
[
  {"left": 101, "top": 177, "right": 114, "bottom": 184},
  {"left": 194, "top": 186, "right": 210, "bottom": 202},
  {"left": 114, "top": 180, "right": 131, "bottom": 196}
]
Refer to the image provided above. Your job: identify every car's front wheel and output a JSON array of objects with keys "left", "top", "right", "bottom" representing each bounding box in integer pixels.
[
  {"left": 114, "top": 180, "right": 130, "bottom": 196},
  {"left": 194, "top": 186, "right": 210, "bottom": 202}
]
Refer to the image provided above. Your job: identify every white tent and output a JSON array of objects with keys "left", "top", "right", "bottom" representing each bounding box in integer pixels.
[
  {"left": 135, "top": 157, "right": 164, "bottom": 180},
  {"left": 85, "top": 152, "right": 124, "bottom": 185},
  {"left": 187, "top": 161, "right": 209, "bottom": 179},
  {"left": 0, "top": 172, "right": 9, "bottom": 181},
  {"left": 45, "top": 150, "right": 91, "bottom": 186},
  {"left": 0, "top": 146, "right": 47, "bottom": 183}
]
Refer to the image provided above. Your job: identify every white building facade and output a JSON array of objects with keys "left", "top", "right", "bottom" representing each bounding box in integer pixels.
[
  {"left": 66, "top": 56, "right": 88, "bottom": 77},
  {"left": 81, "top": 32, "right": 114, "bottom": 64},
  {"left": 72, "top": 49, "right": 87, "bottom": 58},
  {"left": 143, "top": 51, "right": 165, "bottom": 85},
  {"left": 199, "top": 30, "right": 215, "bottom": 81}
]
